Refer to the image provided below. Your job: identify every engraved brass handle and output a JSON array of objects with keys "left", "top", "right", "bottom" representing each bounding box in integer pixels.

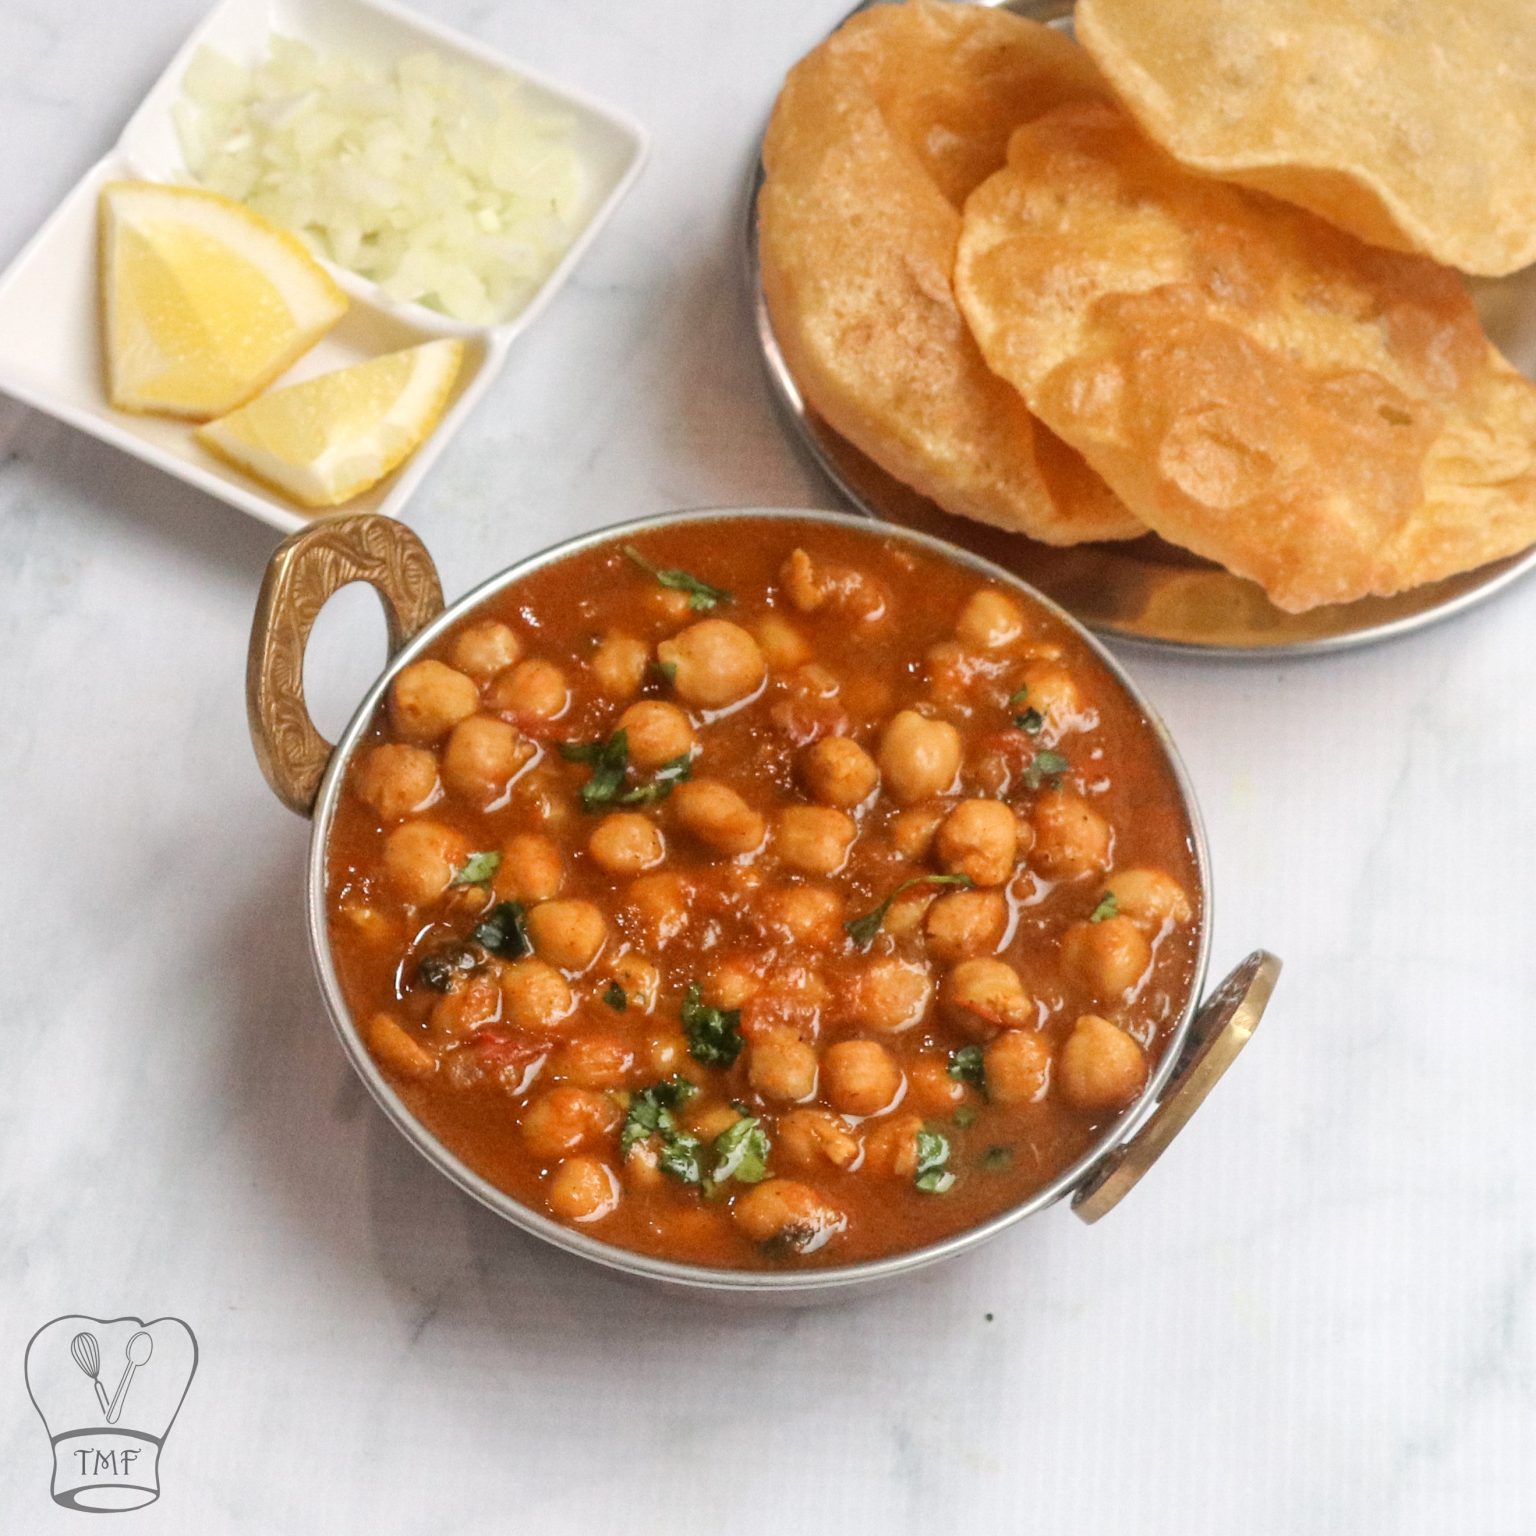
[
  {"left": 248, "top": 514, "right": 445, "bottom": 817},
  {"left": 1072, "top": 950, "right": 1281, "bottom": 1224}
]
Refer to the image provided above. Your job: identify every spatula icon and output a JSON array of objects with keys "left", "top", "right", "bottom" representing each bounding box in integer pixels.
[
  {"left": 105, "top": 1331, "right": 153, "bottom": 1425},
  {"left": 69, "top": 1332, "right": 111, "bottom": 1416}
]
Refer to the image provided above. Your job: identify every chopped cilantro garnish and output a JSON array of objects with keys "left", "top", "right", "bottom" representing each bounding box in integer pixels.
[
  {"left": 623, "top": 546, "right": 732, "bottom": 612},
  {"left": 914, "top": 1126, "right": 956, "bottom": 1194},
  {"left": 657, "top": 1134, "right": 704, "bottom": 1185},
  {"left": 602, "top": 981, "right": 628, "bottom": 1012},
  {"left": 981, "top": 1145, "right": 1014, "bottom": 1172},
  {"left": 947, "top": 1044, "right": 988, "bottom": 1098},
  {"left": 680, "top": 983, "right": 744, "bottom": 1067},
  {"left": 619, "top": 1077, "right": 701, "bottom": 1184},
  {"left": 561, "top": 730, "right": 691, "bottom": 810},
  {"left": 471, "top": 901, "right": 530, "bottom": 958},
  {"left": 417, "top": 943, "right": 481, "bottom": 992},
  {"left": 561, "top": 730, "right": 630, "bottom": 810},
  {"left": 953, "top": 1105, "right": 979, "bottom": 1129},
  {"left": 1022, "top": 749, "right": 1070, "bottom": 791},
  {"left": 845, "top": 873, "right": 974, "bottom": 949},
  {"left": 1089, "top": 891, "right": 1119, "bottom": 923},
  {"left": 618, "top": 752, "right": 692, "bottom": 805},
  {"left": 1010, "top": 685, "right": 1045, "bottom": 733},
  {"left": 450, "top": 850, "right": 501, "bottom": 887},
  {"left": 711, "top": 1116, "right": 770, "bottom": 1186},
  {"left": 653, "top": 659, "right": 679, "bottom": 686}
]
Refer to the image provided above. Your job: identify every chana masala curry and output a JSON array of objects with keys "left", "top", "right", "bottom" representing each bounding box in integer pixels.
[{"left": 327, "top": 519, "right": 1203, "bottom": 1268}]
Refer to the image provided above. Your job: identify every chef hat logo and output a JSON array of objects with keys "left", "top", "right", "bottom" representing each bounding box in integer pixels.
[{"left": 24, "top": 1315, "right": 197, "bottom": 1512}]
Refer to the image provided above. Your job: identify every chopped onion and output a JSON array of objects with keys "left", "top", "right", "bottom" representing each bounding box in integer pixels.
[{"left": 176, "top": 38, "right": 586, "bottom": 324}]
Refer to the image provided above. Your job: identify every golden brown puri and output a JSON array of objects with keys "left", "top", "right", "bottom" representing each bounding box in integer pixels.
[
  {"left": 758, "top": 0, "right": 1143, "bottom": 546},
  {"left": 954, "top": 102, "right": 1536, "bottom": 612},
  {"left": 1076, "top": 0, "right": 1536, "bottom": 278}
]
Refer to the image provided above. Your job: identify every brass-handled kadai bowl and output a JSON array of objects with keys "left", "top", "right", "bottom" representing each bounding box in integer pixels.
[{"left": 249, "top": 507, "right": 1280, "bottom": 1298}]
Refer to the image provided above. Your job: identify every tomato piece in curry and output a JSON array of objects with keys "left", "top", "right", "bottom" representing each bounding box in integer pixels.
[{"left": 325, "top": 519, "right": 1202, "bottom": 1268}]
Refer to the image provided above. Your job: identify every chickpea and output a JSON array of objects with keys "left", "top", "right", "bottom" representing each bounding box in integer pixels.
[
  {"left": 501, "top": 959, "right": 576, "bottom": 1030},
  {"left": 428, "top": 973, "right": 502, "bottom": 1044},
  {"left": 450, "top": 620, "right": 521, "bottom": 680},
  {"left": 1031, "top": 791, "right": 1112, "bottom": 879},
  {"left": 674, "top": 780, "right": 765, "bottom": 856},
  {"left": 761, "top": 885, "right": 844, "bottom": 948},
  {"left": 609, "top": 951, "right": 660, "bottom": 1012},
  {"left": 643, "top": 1027, "right": 689, "bottom": 1076},
  {"left": 622, "top": 1139, "right": 665, "bottom": 1191},
  {"left": 493, "top": 832, "right": 563, "bottom": 904},
  {"left": 940, "top": 958, "right": 1034, "bottom": 1035},
  {"left": 487, "top": 658, "right": 569, "bottom": 722},
  {"left": 801, "top": 737, "right": 879, "bottom": 808},
  {"left": 526, "top": 899, "right": 608, "bottom": 973},
  {"left": 338, "top": 900, "right": 401, "bottom": 948},
  {"left": 657, "top": 619, "right": 766, "bottom": 709},
  {"left": 703, "top": 954, "right": 761, "bottom": 1009},
  {"left": 353, "top": 743, "right": 440, "bottom": 821},
  {"left": 687, "top": 1103, "right": 744, "bottom": 1143},
  {"left": 1058, "top": 1014, "right": 1147, "bottom": 1110},
  {"left": 647, "top": 586, "right": 694, "bottom": 623},
  {"left": 588, "top": 812, "right": 665, "bottom": 876},
  {"left": 775, "top": 805, "right": 857, "bottom": 876},
  {"left": 778, "top": 1108, "right": 859, "bottom": 1170},
  {"left": 878, "top": 710, "right": 962, "bottom": 804},
  {"left": 1014, "top": 661, "right": 1084, "bottom": 733},
  {"left": 822, "top": 1039, "right": 904, "bottom": 1117},
  {"left": 890, "top": 806, "right": 945, "bottom": 860},
  {"left": 925, "top": 888, "right": 1008, "bottom": 962},
  {"left": 441, "top": 715, "right": 533, "bottom": 806},
  {"left": 547, "top": 1156, "right": 620, "bottom": 1223},
  {"left": 625, "top": 872, "right": 692, "bottom": 946},
  {"left": 846, "top": 958, "right": 933, "bottom": 1034},
  {"left": 936, "top": 798, "right": 1019, "bottom": 886},
  {"left": 616, "top": 701, "right": 695, "bottom": 769},
  {"left": 553, "top": 1034, "right": 634, "bottom": 1089},
  {"left": 956, "top": 588, "right": 1026, "bottom": 650},
  {"left": 590, "top": 632, "right": 650, "bottom": 699},
  {"left": 1061, "top": 916, "right": 1152, "bottom": 999},
  {"left": 521, "top": 1086, "right": 621, "bottom": 1158},
  {"left": 985, "top": 1030, "right": 1052, "bottom": 1106},
  {"left": 1108, "top": 868, "right": 1194, "bottom": 929},
  {"left": 388, "top": 660, "right": 479, "bottom": 744},
  {"left": 381, "top": 820, "right": 469, "bottom": 906},
  {"left": 907, "top": 1053, "right": 967, "bottom": 1114},
  {"left": 882, "top": 887, "right": 935, "bottom": 940},
  {"left": 755, "top": 613, "right": 813, "bottom": 671},
  {"left": 731, "top": 1179, "right": 843, "bottom": 1251},
  {"left": 779, "top": 548, "right": 886, "bottom": 620},
  {"left": 747, "top": 1025, "right": 819, "bottom": 1103},
  {"left": 366, "top": 1013, "right": 436, "bottom": 1079},
  {"left": 862, "top": 1113, "right": 924, "bottom": 1178}
]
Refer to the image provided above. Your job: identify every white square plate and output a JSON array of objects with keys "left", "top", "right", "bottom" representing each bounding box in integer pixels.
[{"left": 0, "top": 0, "right": 648, "bottom": 534}]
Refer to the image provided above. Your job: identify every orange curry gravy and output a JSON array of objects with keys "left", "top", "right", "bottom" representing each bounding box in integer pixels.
[{"left": 326, "top": 518, "right": 1202, "bottom": 1269}]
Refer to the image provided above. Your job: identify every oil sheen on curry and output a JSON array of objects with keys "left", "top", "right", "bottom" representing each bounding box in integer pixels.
[{"left": 326, "top": 519, "right": 1202, "bottom": 1268}]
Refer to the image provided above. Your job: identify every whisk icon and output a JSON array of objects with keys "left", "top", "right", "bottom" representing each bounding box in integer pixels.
[
  {"left": 69, "top": 1329, "right": 153, "bottom": 1422},
  {"left": 69, "top": 1332, "right": 110, "bottom": 1416}
]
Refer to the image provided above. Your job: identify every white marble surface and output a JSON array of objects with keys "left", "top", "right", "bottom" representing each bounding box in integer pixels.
[{"left": 1, "top": 1, "right": 1533, "bottom": 1530}]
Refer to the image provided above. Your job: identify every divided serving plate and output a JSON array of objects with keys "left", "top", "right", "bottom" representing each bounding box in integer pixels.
[{"left": 0, "top": 0, "right": 647, "bottom": 534}]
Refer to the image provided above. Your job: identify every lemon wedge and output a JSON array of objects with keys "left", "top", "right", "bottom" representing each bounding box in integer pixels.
[
  {"left": 100, "top": 181, "right": 346, "bottom": 419},
  {"left": 196, "top": 339, "right": 465, "bottom": 507}
]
